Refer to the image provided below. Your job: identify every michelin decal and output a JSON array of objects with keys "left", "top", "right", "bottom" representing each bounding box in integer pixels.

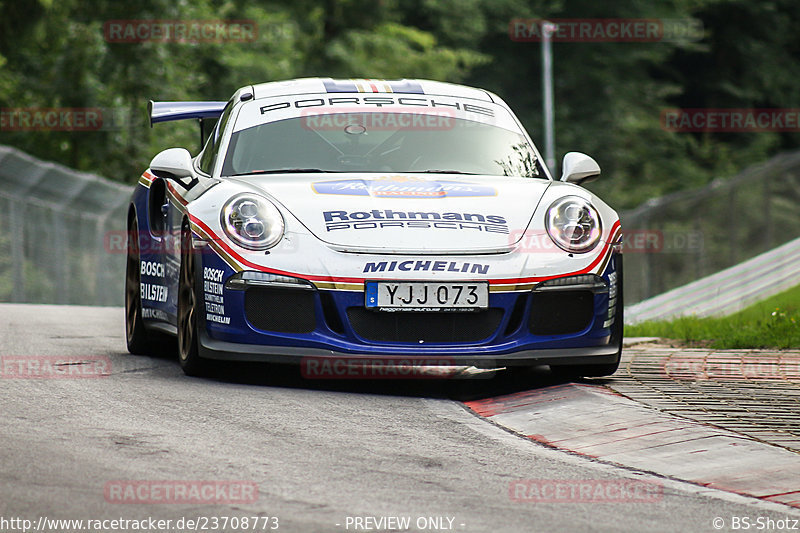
[{"left": 363, "top": 260, "right": 489, "bottom": 274}]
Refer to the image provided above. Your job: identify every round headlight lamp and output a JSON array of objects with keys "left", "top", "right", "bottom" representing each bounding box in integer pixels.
[
  {"left": 221, "top": 194, "right": 284, "bottom": 250},
  {"left": 545, "top": 196, "right": 602, "bottom": 253}
]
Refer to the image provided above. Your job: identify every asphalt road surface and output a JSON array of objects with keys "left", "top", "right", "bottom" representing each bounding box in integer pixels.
[{"left": 1, "top": 303, "right": 798, "bottom": 533}]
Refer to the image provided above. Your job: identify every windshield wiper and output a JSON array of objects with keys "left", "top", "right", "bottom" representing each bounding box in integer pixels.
[
  {"left": 226, "top": 168, "right": 338, "bottom": 176},
  {"left": 408, "top": 169, "right": 478, "bottom": 175}
]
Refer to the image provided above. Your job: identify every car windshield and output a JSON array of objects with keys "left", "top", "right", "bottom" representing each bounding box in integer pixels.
[{"left": 220, "top": 112, "right": 544, "bottom": 178}]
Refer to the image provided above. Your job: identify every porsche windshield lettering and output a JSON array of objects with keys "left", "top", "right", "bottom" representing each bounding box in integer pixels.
[{"left": 259, "top": 96, "right": 494, "bottom": 117}]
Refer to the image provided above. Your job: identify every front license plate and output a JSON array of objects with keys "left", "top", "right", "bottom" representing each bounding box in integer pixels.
[{"left": 365, "top": 281, "right": 489, "bottom": 311}]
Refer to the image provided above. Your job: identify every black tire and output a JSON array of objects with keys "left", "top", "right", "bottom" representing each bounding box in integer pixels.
[
  {"left": 125, "top": 217, "right": 158, "bottom": 355},
  {"left": 177, "top": 222, "right": 209, "bottom": 376}
]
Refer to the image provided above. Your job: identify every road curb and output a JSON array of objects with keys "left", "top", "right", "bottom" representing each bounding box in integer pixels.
[{"left": 464, "top": 382, "right": 800, "bottom": 508}]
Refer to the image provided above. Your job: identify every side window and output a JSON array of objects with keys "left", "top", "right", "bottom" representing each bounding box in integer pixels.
[{"left": 197, "top": 101, "right": 234, "bottom": 175}]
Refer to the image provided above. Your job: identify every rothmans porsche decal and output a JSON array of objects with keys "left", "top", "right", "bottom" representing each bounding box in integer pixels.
[
  {"left": 323, "top": 78, "right": 424, "bottom": 94},
  {"left": 322, "top": 209, "right": 510, "bottom": 234},
  {"left": 312, "top": 176, "right": 497, "bottom": 199}
]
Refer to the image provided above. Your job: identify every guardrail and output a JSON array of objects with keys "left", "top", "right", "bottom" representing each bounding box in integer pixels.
[
  {"left": 620, "top": 150, "right": 800, "bottom": 305},
  {"left": 0, "top": 145, "right": 131, "bottom": 306},
  {"left": 625, "top": 235, "right": 800, "bottom": 323}
]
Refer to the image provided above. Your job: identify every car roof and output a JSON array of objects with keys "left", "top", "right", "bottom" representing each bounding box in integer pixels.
[{"left": 246, "top": 77, "right": 498, "bottom": 103}]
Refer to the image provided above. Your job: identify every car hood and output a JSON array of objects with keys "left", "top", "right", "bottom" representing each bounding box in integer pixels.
[{"left": 230, "top": 173, "right": 551, "bottom": 253}]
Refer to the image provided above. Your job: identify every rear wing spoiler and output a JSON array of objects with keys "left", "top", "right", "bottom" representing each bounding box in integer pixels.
[{"left": 148, "top": 100, "right": 227, "bottom": 147}]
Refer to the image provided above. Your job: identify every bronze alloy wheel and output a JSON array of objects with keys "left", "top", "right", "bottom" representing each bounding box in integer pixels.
[{"left": 177, "top": 222, "right": 207, "bottom": 375}]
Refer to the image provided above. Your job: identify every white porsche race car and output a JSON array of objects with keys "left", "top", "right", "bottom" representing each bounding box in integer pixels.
[{"left": 125, "top": 78, "right": 622, "bottom": 377}]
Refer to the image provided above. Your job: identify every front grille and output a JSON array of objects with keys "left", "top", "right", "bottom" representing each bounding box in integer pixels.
[
  {"left": 244, "top": 287, "right": 316, "bottom": 333},
  {"left": 347, "top": 308, "right": 503, "bottom": 343},
  {"left": 529, "top": 290, "right": 594, "bottom": 335}
]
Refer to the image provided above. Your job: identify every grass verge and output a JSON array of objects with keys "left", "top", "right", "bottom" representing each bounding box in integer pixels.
[{"left": 626, "top": 284, "right": 800, "bottom": 349}]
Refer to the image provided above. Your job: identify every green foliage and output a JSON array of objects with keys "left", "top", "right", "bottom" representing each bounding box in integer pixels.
[
  {"left": 628, "top": 284, "right": 800, "bottom": 349},
  {"left": 325, "top": 22, "right": 489, "bottom": 79},
  {"left": 0, "top": 0, "right": 799, "bottom": 213}
]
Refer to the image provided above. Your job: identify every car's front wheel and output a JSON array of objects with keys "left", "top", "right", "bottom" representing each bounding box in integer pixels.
[
  {"left": 125, "top": 217, "right": 158, "bottom": 355},
  {"left": 177, "top": 222, "right": 209, "bottom": 376}
]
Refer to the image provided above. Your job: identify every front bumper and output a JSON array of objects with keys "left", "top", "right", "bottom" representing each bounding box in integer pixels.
[
  {"left": 194, "top": 253, "right": 623, "bottom": 368},
  {"left": 197, "top": 328, "right": 621, "bottom": 367}
]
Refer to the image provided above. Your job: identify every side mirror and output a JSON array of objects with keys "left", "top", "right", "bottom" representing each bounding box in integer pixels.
[
  {"left": 560, "top": 152, "right": 601, "bottom": 185},
  {"left": 149, "top": 148, "right": 194, "bottom": 178}
]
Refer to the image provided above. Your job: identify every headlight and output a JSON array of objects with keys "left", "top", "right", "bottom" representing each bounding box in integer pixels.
[
  {"left": 545, "top": 196, "right": 602, "bottom": 253},
  {"left": 221, "top": 194, "right": 284, "bottom": 250}
]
